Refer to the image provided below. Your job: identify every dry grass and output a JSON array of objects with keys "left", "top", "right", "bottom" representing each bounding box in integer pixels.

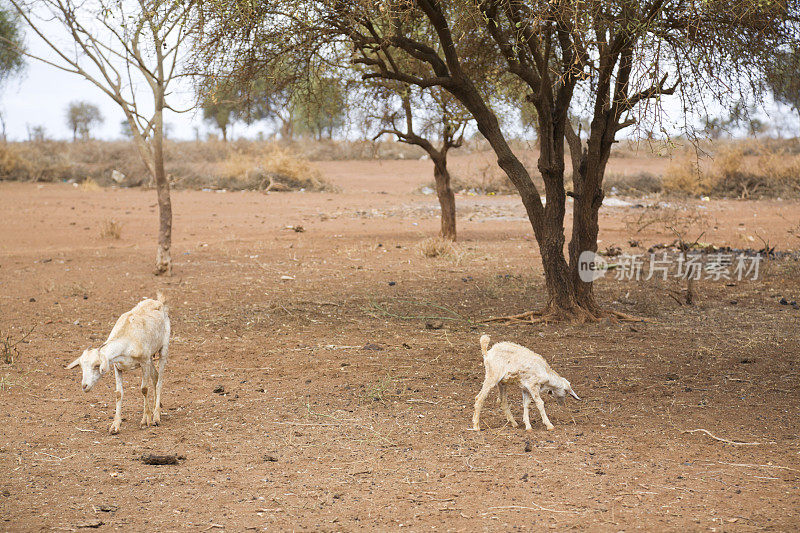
[
  {"left": 416, "top": 237, "right": 461, "bottom": 259},
  {"left": 99, "top": 219, "right": 123, "bottom": 239},
  {"left": 450, "top": 161, "right": 521, "bottom": 195},
  {"left": 604, "top": 172, "right": 663, "bottom": 195},
  {"left": 0, "top": 140, "right": 334, "bottom": 192},
  {"left": 664, "top": 144, "right": 800, "bottom": 198},
  {"left": 80, "top": 178, "right": 102, "bottom": 192},
  {"left": 624, "top": 202, "right": 710, "bottom": 236},
  {"left": 177, "top": 144, "right": 334, "bottom": 192}
]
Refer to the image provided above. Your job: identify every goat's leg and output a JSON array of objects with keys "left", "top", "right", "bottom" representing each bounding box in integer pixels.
[
  {"left": 153, "top": 341, "right": 168, "bottom": 426},
  {"left": 110, "top": 366, "right": 124, "bottom": 434},
  {"left": 531, "top": 388, "right": 555, "bottom": 430},
  {"left": 472, "top": 377, "right": 497, "bottom": 431},
  {"left": 522, "top": 389, "right": 533, "bottom": 431},
  {"left": 140, "top": 360, "right": 153, "bottom": 427},
  {"left": 497, "top": 382, "right": 517, "bottom": 428}
]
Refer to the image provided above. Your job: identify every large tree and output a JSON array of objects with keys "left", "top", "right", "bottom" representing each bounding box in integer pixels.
[
  {"left": 204, "top": 0, "right": 797, "bottom": 320},
  {"left": 11, "top": 0, "right": 198, "bottom": 275}
]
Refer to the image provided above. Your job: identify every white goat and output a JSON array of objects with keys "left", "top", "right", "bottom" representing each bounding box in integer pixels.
[
  {"left": 472, "top": 335, "right": 580, "bottom": 431},
  {"left": 67, "top": 292, "right": 170, "bottom": 434}
]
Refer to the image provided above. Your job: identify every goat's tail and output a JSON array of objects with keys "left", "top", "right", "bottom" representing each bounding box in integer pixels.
[
  {"left": 479, "top": 335, "right": 491, "bottom": 358},
  {"left": 155, "top": 290, "right": 169, "bottom": 315}
]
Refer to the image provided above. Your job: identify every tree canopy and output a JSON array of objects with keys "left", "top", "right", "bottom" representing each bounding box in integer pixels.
[{"left": 0, "top": 3, "right": 24, "bottom": 88}]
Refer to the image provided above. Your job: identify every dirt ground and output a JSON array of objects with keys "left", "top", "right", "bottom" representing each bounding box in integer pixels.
[{"left": 1, "top": 154, "right": 800, "bottom": 532}]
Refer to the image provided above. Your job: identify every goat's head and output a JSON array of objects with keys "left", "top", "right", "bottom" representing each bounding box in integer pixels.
[
  {"left": 66, "top": 348, "right": 109, "bottom": 392},
  {"left": 543, "top": 375, "right": 581, "bottom": 405}
]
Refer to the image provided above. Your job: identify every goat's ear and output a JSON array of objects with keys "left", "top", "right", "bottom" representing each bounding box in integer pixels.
[
  {"left": 568, "top": 388, "right": 581, "bottom": 401},
  {"left": 66, "top": 357, "right": 81, "bottom": 370},
  {"left": 99, "top": 354, "right": 110, "bottom": 374}
]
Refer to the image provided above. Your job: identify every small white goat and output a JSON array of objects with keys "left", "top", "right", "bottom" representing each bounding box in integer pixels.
[
  {"left": 67, "top": 292, "right": 170, "bottom": 434},
  {"left": 472, "top": 335, "right": 580, "bottom": 431}
]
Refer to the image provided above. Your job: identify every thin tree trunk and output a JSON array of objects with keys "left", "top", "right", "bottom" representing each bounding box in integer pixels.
[
  {"left": 431, "top": 154, "right": 456, "bottom": 241},
  {"left": 152, "top": 108, "right": 172, "bottom": 276}
]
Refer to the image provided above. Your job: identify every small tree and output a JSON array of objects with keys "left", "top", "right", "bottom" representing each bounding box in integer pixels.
[
  {"left": 66, "top": 101, "right": 103, "bottom": 141},
  {"left": 11, "top": 0, "right": 198, "bottom": 275},
  {"left": 372, "top": 84, "right": 468, "bottom": 240}
]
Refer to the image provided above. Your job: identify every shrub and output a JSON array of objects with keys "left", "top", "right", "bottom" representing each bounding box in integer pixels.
[{"left": 604, "top": 172, "right": 663, "bottom": 194}]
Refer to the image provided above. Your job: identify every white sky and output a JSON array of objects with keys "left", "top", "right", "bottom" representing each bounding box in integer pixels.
[{"left": 1, "top": 26, "right": 204, "bottom": 141}]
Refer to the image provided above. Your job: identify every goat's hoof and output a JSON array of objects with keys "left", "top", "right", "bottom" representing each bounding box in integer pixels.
[
  {"left": 152, "top": 418, "right": 160, "bottom": 427},
  {"left": 109, "top": 425, "right": 120, "bottom": 435},
  {"left": 546, "top": 425, "right": 555, "bottom": 431}
]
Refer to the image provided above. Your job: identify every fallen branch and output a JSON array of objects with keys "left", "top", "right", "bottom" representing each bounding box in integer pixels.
[
  {"left": 683, "top": 429, "right": 761, "bottom": 446},
  {"left": 717, "top": 461, "right": 800, "bottom": 473},
  {"left": 485, "top": 503, "right": 578, "bottom": 514}
]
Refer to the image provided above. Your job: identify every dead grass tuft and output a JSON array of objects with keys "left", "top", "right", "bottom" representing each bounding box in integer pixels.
[
  {"left": 80, "top": 177, "right": 102, "bottom": 192},
  {"left": 416, "top": 237, "right": 460, "bottom": 258},
  {"left": 99, "top": 219, "right": 122, "bottom": 239}
]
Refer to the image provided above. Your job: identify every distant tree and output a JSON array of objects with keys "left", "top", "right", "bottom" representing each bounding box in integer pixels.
[
  {"left": 66, "top": 101, "right": 103, "bottom": 141},
  {"left": 0, "top": 4, "right": 24, "bottom": 88},
  {"left": 292, "top": 77, "right": 346, "bottom": 140},
  {"left": 371, "top": 84, "right": 469, "bottom": 240},
  {"left": 765, "top": 46, "right": 800, "bottom": 122},
  {"left": 237, "top": 75, "right": 297, "bottom": 140},
  {"left": 26, "top": 124, "right": 45, "bottom": 141},
  {"left": 201, "top": 82, "right": 238, "bottom": 140},
  {"left": 119, "top": 119, "right": 132, "bottom": 139}
]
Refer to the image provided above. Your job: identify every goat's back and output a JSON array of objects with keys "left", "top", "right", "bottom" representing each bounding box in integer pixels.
[
  {"left": 106, "top": 298, "right": 169, "bottom": 355},
  {"left": 486, "top": 341, "right": 552, "bottom": 376}
]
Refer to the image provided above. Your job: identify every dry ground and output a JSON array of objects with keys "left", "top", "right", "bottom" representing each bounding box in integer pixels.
[{"left": 1, "top": 155, "right": 800, "bottom": 531}]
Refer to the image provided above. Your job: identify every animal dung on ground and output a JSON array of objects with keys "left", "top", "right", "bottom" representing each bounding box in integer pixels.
[
  {"left": 140, "top": 453, "right": 183, "bottom": 465},
  {"left": 362, "top": 343, "right": 383, "bottom": 351}
]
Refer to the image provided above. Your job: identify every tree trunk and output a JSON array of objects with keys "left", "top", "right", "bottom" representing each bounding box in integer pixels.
[
  {"left": 460, "top": 89, "right": 579, "bottom": 313},
  {"left": 152, "top": 108, "right": 172, "bottom": 276},
  {"left": 431, "top": 154, "right": 456, "bottom": 241},
  {"left": 221, "top": 125, "right": 227, "bottom": 142},
  {"left": 567, "top": 121, "right": 614, "bottom": 316},
  {"left": 568, "top": 173, "right": 603, "bottom": 313}
]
